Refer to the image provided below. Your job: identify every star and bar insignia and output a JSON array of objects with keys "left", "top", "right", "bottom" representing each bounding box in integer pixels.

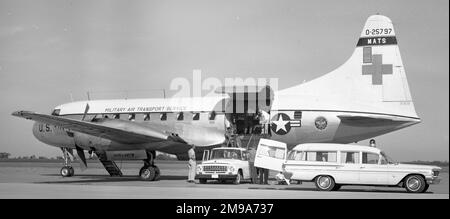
[{"left": 270, "top": 113, "right": 301, "bottom": 135}]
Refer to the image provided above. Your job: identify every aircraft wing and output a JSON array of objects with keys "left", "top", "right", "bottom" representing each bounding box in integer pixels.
[{"left": 12, "top": 111, "right": 183, "bottom": 144}]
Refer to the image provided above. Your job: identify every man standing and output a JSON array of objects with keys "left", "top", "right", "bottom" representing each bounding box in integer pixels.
[
  {"left": 248, "top": 147, "right": 258, "bottom": 184},
  {"left": 259, "top": 167, "right": 269, "bottom": 185},
  {"left": 187, "top": 146, "right": 196, "bottom": 183}
]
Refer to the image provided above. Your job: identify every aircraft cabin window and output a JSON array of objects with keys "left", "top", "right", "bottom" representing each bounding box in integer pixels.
[
  {"left": 128, "top": 114, "right": 135, "bottom": 121},
  {"left": 160, "top": 113, "right": 167, "bottom": 121},
  {"left": 192, "top": 113, "right": 200, "bottom": 121},
  {"left": 143, "top": 113, "right": 150, "bottom": 121},
  {"left": 51, "top": 109, "right": 60, "bottom": 116},
  {"left": 177, "top": 112, "right": 184, "bottom": 121},
  {"left": 209, "top": 111, "right": 216, "bottom": 120}
]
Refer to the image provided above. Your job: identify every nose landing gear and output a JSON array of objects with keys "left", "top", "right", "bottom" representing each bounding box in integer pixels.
[
  {"left": 139, "top": 151, "right": 161, "bottom": 181},
  {"left": 60, "top": 148, "right": 74, "bottom": 177}
]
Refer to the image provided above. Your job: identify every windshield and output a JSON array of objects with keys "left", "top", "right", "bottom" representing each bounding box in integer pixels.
[
  {"left": 380, "top": 151, "right": 396, "bottom": 164},
  {"left": 211, "top": 149, "right": 242, "bottom": 160}
]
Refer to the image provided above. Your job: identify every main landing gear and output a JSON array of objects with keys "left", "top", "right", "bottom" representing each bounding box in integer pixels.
[
  {"left": 60, "top": 148, "right": 74, "bottom": 177},
  {"left": 139, "top": 151, "right": 160, "bottom": 181}
]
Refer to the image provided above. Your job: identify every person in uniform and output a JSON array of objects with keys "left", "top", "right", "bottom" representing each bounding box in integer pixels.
[{"left": 187, "top": 145, "right": 196, "bottom": 183}]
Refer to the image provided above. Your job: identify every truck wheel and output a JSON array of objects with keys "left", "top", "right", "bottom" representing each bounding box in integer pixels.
[
  {"left": 404, "top": 175, "right": 426, "bottom": 193},
  {"left": 199, "top": 179, "right": 207, "bottom": 184},
  {"left": 233, "top": 172, "right": 242, "bottom": 185},
  {"left": 314, "top": 175, "right": 335, "bottom": 191}
]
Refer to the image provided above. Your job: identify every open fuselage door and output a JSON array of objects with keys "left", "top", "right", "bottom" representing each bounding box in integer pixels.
[
  {"left": 254, "top": 138, "right": 287, "bottom": 172},
  {"left": 217, "top": 85, "right": 273, "bottom": 136}
]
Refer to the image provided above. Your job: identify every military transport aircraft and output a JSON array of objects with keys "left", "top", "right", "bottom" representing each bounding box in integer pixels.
[{"left": 12, "top": 15, "right": 420, "bottom": 181}]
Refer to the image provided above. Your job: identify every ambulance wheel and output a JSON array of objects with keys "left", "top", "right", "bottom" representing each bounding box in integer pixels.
[
  {"left": 404, "top": 175, "right": 426, "bottom": 193},
  {"left": 61, "top": 166, "right": 73, "bottom": 177},
  {"left": 315, "top": 175, "right": 335, "bottom": 191},
  {"left": 140, "top": 166, "right": 156, "bottom": 181},
  {"left": 199, "top": 179, "right": 207, "bottom": 184}
]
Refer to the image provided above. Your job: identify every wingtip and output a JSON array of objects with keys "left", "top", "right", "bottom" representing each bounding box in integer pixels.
[
  {"left": 11, "top": 110, "right": 33, "bottom": 117},
  {"left": 11, "top": 111, "right": 22, "bottom": 117}
]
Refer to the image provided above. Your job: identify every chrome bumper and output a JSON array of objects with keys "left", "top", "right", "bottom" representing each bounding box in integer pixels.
[{"left": 426, "top": 176, "right": 441, "bottom": 185}]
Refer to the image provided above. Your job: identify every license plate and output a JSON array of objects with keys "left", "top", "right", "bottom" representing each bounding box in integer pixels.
[{"left": 212, "top": 174, "right": 219, "bottom": 178}]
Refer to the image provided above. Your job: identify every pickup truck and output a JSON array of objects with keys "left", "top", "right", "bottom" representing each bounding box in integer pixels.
[{"left": 195, "top": 147, "right": 252, "bottom": 184}]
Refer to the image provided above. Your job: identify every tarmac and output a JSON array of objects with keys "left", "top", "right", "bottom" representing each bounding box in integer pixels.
[{"left": 0, "top": 160, "right": 448, "bottom": 199}]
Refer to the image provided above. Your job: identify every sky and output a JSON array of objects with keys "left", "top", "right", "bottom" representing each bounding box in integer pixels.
[{"left": 0, "top": 0, "right": 448, "bottom": 161}]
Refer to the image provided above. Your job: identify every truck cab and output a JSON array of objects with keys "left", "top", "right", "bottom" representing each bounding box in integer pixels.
[{"left": 195, "top": 147, "right": 252, "bottom": 184}]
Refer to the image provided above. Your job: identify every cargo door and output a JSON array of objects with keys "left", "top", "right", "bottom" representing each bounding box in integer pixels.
[{"left": 254, "top": 138, "right": 287, "bottom": 172}]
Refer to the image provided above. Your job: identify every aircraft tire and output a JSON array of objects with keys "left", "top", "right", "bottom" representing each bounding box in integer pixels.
[
  {"left": 61, "top": 166, "right": 73, "bottom": 177},
  {"left": 139, "top": 166, "right": 156, "bottom": 181}
]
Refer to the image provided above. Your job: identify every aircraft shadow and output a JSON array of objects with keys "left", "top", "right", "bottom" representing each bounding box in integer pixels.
[{"left": 37, "top": 174, "right": 186, "bottom": 184}]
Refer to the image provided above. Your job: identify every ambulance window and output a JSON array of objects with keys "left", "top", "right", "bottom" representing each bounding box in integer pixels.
[
  {"left": 209, "top": 111, "right": 216, "bottom": 120},
  {"left": 177, "top": 112, "right": 184, "bottom": 121},
  {"left": 51, "top": 109, "right": 60, "bottom": 116},
  {"left": 160, "top": 113, "right": 167, "bottom": 121},
  {"left": 362, "top": 152, "right": 379, "bottom": 164},
  {"left": 192, "top": 113, "right": 200, "bottom": 120},
  {"left": 288, "top": 151, "right": 304, "bottom": 161},
  {"left": 340, "top": 152, "right": 360, "bottom": 164},
  {"left": 305, "top": 151, "right": 337, "bottom": 162}
]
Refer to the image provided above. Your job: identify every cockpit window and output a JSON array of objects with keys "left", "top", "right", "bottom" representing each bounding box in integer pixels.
[{"left": 51, "top": 109, "right": 60, "bottom": 116}]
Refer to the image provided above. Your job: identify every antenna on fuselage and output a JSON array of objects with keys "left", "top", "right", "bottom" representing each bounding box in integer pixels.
[{"left": 86, "top": 91, "right": 91, "bottom": 101}]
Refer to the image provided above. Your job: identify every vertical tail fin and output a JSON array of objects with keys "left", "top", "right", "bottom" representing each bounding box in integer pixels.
[{"left": 279, "top": 15, "right": 419, "bottom": 119}]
